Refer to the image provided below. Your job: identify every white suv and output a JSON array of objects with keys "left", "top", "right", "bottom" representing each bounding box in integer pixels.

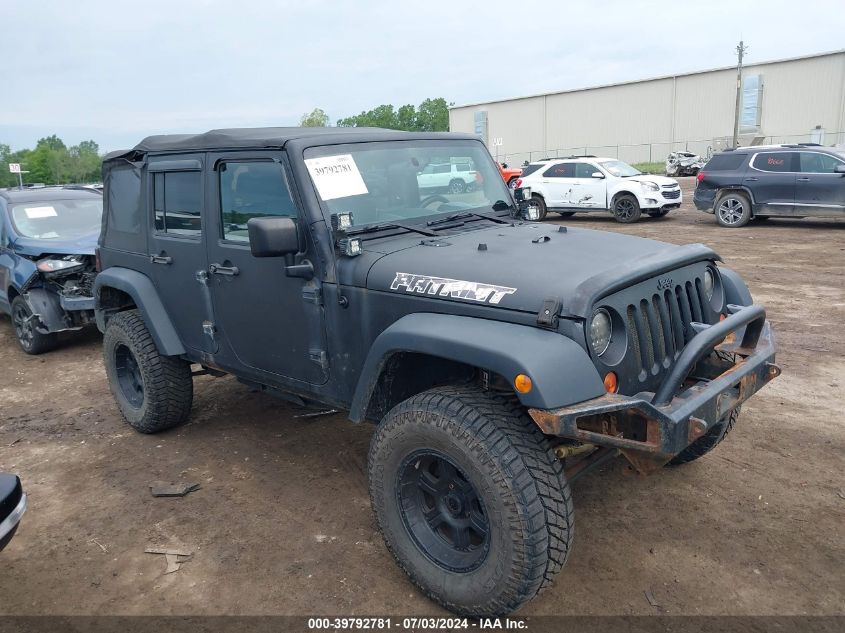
[
  {"left": 515, "top": 156, "right": 682, "bottom": 223},
  {"left": 417, "top": 161, "right": 477, "bottom": 194}
]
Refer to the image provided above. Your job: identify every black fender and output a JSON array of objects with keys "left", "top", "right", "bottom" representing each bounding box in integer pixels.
[
  {"left": 719, "top": 266, "right": 753, "bottom": 307},
  {"left": 348, "top": 313, "right": 606, "bottom": 422},
  {"left": 94, "top": 267, "right": 185, "bottom": 356}
]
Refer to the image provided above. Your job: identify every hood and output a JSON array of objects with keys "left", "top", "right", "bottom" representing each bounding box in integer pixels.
[
  {"left": 627, "top": 175, "right": 679, "bottom": 186},
  {"left": 12, "top": 231, "right": 99, "bottom": 258},
  {"left": 364, "top": 223, "right": 717, "bottom": 318}
]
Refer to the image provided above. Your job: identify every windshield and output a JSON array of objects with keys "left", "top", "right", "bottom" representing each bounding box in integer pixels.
[
  {"left": 10, "top": 197, "right": 103, "bottom": 240},
  {"left": 303, "top": 140, "right": 512, "bottom": 227},
  {"left": 598, "top": 160, "right": 642, "bottom": 177}
]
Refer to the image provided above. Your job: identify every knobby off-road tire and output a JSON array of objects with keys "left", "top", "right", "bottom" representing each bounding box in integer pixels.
[
  {"left": 11, "top": 296, "right": 57, "bottom": 355},
  {"left": 102, "top": 309, "right": 193, "bottom": 434},
  {"left": 668, "top": 407, "right": 741, "bottom": 466},
  {"left": 368, "top": 386, "right": 574, "bottom": 617}
]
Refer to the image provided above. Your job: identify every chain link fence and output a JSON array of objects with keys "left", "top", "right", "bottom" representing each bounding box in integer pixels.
[{"left": 496, "top": 131, "right": 845, "bottom": 169}]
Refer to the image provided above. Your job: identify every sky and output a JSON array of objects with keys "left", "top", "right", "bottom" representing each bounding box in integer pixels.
[{"left": 1, "top": 0, "right": 843, "bottom": 152}]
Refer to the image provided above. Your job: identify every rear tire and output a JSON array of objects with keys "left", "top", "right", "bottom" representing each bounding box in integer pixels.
[
  {"left": 103, "top": 309, "right": 193, "bottom": 434},
  {"left": 11, "top": 296, "right": 57, "bottom": 355},
  {"left": 668, "top": 407, "right": 740, "bottom": 466},
  {"left": 612, "top": 194, "right": 641, "bottom": 223},
  {"left": 715, "top": 192, "right": 752, "bottom": 227},
  {"left": 448, "top": 179, "right": 466, "bottom": 194},
  {"left": 368, "top": 386, "right": 574, "bottom": 617},
  {"left": 530, "top": 195, "right": 548, "bottom": 220}
]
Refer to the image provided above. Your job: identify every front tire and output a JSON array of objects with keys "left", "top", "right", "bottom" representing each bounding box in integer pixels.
[
  {"left": 103, "top": 309, "right": 193, "bottom": 433},
  {"left": 11, "top": 296, "right": 57, "bottom": 355},
  {"left": 612, "top": 194, "right": 641, "bottom": 223},
  {"left": 368, "top": 387, "right": 573, "bottom": 617},
  {"left": 715, "top": 192, "right": 752, "bottom": 227}
]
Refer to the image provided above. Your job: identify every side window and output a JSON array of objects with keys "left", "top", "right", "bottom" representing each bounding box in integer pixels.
[
  {"left": 542, "top": 163, "right": 575, "bottom": 178},
  {"left": 153, "top": 171, "right": 202, "bottom": 237},
  {"left": 575, "top": 163, "right": 598, "bottom": 178},
  {"left": 799, "top": 152, "right": 843, "bottom": 174},
  {"left": 433, "top": 164, "right": 451, "bottom": 174},
  {"left": 219, "top": 161, "right": 298, "bottom": 242},
  {"left": 455, "top": 163, "right": 471, "bottom": 172},
  {"left": 753, "top": 152, "right": 794, "bottom": 173}
]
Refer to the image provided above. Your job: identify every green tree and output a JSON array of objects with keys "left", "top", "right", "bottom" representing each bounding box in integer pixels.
[
  {"left": 300, "top": 108, "right": 330, "bottom": 127},
  {"left": 0, "top": 135, "right": 103, "bottom": 187},
  {"left": 337, "top": 97, "right": 452, "bottom": 132}
]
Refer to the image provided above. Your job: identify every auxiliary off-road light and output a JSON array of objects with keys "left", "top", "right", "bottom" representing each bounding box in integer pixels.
[
  {"left": 603, "top": 372, "right": 618, "bottom": 393},
  {"left": 337, "top": 237, "right": 362, "bottom": 257},
  {"left": 514, "top": 374, "right": 533, "bottom": 394},
  {"left": 331, "top": 212, "right": 354, "bottom": 232}
]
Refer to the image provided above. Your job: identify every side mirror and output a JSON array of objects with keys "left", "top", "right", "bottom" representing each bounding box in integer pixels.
[
  {"left": 591, "top": 172, "right": 605, "bottom": 179},
  {"left": 248, "top": 217, "right": 299, "bottom": 258},
  {"left": 835, "top": 164, "right": 845, "bottom": 174}
]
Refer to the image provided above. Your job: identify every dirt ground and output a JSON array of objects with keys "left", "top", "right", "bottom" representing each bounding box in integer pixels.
[{"left": 1, "top": 177, "right": 843, "bottom": 617}]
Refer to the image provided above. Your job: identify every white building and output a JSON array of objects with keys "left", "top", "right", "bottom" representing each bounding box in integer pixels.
[{"left": 449, "top": 49, "right": 845, "bottom": 166}]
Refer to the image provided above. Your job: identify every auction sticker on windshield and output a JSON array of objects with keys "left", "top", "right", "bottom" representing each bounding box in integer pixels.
[
  {"left": 24, "top": 206, "right": 58, "bottom": 218},
  {"left": 305, "top": 154, "right": 368, "bottom": 201}
]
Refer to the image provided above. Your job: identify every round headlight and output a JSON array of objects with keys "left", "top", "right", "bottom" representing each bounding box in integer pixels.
[
  {"left": 704, "top": 268, "right": 715, "bottom": 300},
  {"left": 589, "top": 309, "right": 612, "bottom": 356}
]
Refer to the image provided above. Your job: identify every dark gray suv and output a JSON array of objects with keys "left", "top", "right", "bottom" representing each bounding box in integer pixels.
[
  {"left": 95, "top": 127, "right": 779, "bottom": 616},
  {"left": 694, "top": 144, "right": 845, "bottom": 227}
]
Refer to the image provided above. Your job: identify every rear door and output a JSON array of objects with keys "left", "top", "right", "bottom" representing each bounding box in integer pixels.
[
  {"left": 539, "top": 162, "right": 577, "bottom": 207},
  {"left": 147, "top": 156, "right": 212, "bottom": 353},
  {"left": 746, "top": 151, "right": 796, "bottom": 213},
  {"left": 205, "top": 152, "right": 327, "bottom": 384},
  {"left": 795, "top": 152, "right": 845, "bottom": 215}
]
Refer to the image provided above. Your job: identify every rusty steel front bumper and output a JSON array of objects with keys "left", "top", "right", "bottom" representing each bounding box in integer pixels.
[{"left": 529, "top": 304, "right": 780, "bottom": 474}]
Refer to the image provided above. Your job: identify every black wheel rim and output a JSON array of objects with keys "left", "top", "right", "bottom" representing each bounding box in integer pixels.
[
  {"left": 114, "top": 344, "right": 145, "bottom": 408},
  {"left": 397, "top": 450, "right": 490, "bottom": 573},
  {"left": 615, "top": 198, "right": 635, "bottom": 219},
  {"left": 12, "top": 303, "right": 34, "bottom": 351}
]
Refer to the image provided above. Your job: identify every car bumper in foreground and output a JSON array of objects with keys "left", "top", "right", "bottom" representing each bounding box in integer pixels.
[
  {"left": 0, "top": 475, "right": 27, "bottom": 552},
  {"left": 529, "top": 304, "right": 779, "bottom": 475}
]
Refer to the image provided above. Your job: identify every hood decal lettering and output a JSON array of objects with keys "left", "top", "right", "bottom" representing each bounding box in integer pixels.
[{"left": 390, "top": 272, "right": 516, "bottom": 305}]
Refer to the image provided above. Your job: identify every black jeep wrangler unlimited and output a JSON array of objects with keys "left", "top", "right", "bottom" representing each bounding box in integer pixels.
[{"left": 95, "top": 128, "right": 779, "bottom": 616}]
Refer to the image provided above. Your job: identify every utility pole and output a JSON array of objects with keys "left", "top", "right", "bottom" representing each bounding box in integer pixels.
[{"left": 732, "top": 40, "right": 749, "bottom": 148}]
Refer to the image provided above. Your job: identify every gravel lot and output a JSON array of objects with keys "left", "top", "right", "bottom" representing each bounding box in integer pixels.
[{"left": 1, "top": 177, "right": 843, "bottom": 616}]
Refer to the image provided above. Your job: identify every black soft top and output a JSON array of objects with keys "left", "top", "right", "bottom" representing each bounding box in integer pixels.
[{"left": 104, "top": 127, "right": 479, "bottom": 162}]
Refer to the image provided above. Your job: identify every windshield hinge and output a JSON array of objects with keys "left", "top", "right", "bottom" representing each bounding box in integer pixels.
[{"left": 537, "top": 297, "right": 561, "bottom": 329}]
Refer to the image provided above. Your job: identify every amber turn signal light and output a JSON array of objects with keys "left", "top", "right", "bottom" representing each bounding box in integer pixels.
[
  {"left": 603, "top": 372, "right": 618, "bottom": 393},
  {"left": 514, "top": 374, "right": 533, "bottom": 394}
]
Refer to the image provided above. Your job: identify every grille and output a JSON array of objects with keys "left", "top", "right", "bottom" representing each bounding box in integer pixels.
[
  {"left": 626, "top": 278, "right": 712, "bottom": 380},
  {"left": 662, "top": 189, "right": 681, "bottom": 200}
]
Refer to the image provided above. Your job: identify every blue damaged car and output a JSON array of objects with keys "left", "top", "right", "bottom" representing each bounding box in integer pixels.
[{"left": 0, "top": 186, "right": 102, "bottom": 354}]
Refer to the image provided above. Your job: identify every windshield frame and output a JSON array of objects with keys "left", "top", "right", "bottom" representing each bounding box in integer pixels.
[
  {"left": 597, "top": 159, "right": 643, "bottom": 178},
  {"left": 9, "top": 196, "right": 103, "bottom": 241},
  {"left": 301, "top": 139, "right": 515, "bottom": 233}
]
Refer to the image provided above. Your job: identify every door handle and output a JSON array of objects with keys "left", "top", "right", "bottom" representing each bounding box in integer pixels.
[
  {"left": 797, "top": 177, "right": 810, "bottom": 182},
  {"left": 150, "top": 254, "right": 172, "bottom": 265},
  {"left": 744, "top": 177, "right": 758, "bottom": 182},
  {"left": 209, "top": 263, "right": 239, "bottom": 276}
]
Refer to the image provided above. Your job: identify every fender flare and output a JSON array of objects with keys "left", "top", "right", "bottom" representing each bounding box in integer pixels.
[
  {"left": 348, "top": 313, "right": 606, "bottom": 422},
  {"left": 94, "top": 267, "right": 185, "bottom": 356},
  {"left": 719, "top": 266, "right": 753, "bottom": 307}
]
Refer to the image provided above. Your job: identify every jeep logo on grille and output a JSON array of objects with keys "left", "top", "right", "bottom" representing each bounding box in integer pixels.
[{"left": 657, "top": 277, "right": 673, "bottom": 291}]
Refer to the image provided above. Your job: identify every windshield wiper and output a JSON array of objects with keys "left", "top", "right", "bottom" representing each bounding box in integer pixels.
[
  {"left": 346, "top": 222, "right": 437, "bottom": 237},
  {"left": 427, "top": 207, "right": 512, "bottom": 228}
]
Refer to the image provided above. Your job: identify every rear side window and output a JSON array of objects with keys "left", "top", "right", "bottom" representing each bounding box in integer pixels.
[
  {"left": 752, "top": 152, "right": 794, "bottom": 172},
  {"left": 543, "top": 163, "right": 575, "bottom": 178},
  {"left": 798, "top": 152, "right": 844, "bottom": 174},
  {"left": 219, "top": 161, "right": 298, "bottom": 242},
  {"left": 106, "top": 165, "right": 142, "bottom": 234},
  {"left": 153, "top": 171, "right": 202, "bottom": 237},
  {"left": 520, "top": 164, "right": 545, "bottom": 178},
  {"left": 455, "top": 163, "right": 471, "bottom": 172},
  {"left": 704, "top": 153, "right": 747, "bottom": 171}
]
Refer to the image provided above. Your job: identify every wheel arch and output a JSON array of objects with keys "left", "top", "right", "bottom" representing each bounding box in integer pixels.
[
  {"left": 94, "top": 267, "right": 185, "bottom": 356},
  {"left": 349, "top": 313, "right": 606, "bottom": 423}
]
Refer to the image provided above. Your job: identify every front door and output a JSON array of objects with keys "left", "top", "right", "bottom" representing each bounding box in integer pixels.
[
  {"left": 795, "top": 151, "right": 845, "bottom": 215},
  {"left": 572, "top": 162, "right": 607, "bottom": 209},
  {"left": 147, "top": 156, "right": 212, "bottom": 353},
  {"left": 746, "top": 151, "right": 796, "bottom": 213},
  {"left": 205, "top": 152, "right": 327, "bottom": 385}
]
